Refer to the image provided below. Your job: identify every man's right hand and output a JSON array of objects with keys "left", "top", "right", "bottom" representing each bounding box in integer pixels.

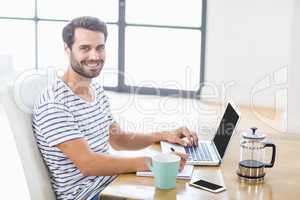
[{"left": 173, "top": 152, "right": 188, "bottom": 171}]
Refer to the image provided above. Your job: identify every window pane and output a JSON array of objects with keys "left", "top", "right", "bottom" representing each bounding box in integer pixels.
[
  {"left": 0, "top": 0, "right": 34, "bottom": 18},
  {"left": 0, "top": 19, "right": 35, "bottom": 70},
  {"left": 126, "top": 0, "right": 202, "bottom": 27},
  {"left": 38, "top": 22, "right": 118, "bottom": 87},
  {"left": 38, "top": 21, "right": 68, "bottom": 70},
  {"left": 125, "top": 27, "right": 201, "bottom": 91},
  {"left": 38, "top": 0, "right": 118, "bottom": 22}
]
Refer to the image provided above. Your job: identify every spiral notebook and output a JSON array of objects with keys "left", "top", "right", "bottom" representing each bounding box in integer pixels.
[{"left": 136, "top": 165, "right": 194, "bottom": 180}]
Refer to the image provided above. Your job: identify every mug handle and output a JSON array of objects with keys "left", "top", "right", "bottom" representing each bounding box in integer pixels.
[
  {"left": 263, "top": 140, "right": 276, "bottom": 168},
  {"left": 145, "top": 157, "right": 153, "bottom": 171}
]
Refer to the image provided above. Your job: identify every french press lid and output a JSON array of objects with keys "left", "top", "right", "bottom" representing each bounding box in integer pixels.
[{"left": 242, "top": 127, "right": 265, "bottom": 140}]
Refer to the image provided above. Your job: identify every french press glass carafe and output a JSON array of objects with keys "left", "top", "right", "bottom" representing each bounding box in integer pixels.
[{"left": 237, "top": 128, "right": 276, "bottom": 183}]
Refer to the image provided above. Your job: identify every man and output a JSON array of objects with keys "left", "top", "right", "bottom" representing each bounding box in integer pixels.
[{"left": 32, "top": 16, "right": 198, "bottom": 200}]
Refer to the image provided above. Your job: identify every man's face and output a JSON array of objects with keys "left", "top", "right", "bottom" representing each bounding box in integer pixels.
[{"left": 66, "top": 27, "right": 106, "bottom": 79}]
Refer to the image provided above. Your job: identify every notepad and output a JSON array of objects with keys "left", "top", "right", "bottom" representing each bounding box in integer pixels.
[{"left": 136, "top": 165, "right": 194, "bottom": 180}]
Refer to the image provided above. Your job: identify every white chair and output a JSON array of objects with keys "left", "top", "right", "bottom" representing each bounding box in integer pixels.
[
  {"left": 0, "top": 55, "right": 14, "bottom": 89},
  {"left": 0, "top": 68, "right": 56, "bottom": 200}
]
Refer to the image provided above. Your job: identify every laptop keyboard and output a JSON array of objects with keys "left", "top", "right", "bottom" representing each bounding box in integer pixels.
[{"left": 184, "top": 143, "right": 213, "bottom": 161}]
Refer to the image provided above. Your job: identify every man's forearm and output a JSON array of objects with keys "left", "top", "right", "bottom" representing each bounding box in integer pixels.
[
  {"left": 110, "top": 130, "right": 169, "bottom": 151},
  {"left": 57, "top": 138, "right": 149, "bottom": 177},
  {"left": 82, "top": 153, "right": 148, "bottom": 176}
]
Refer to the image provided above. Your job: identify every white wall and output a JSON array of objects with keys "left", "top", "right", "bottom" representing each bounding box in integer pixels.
[
  {"left": 287, "top": 0, "right": 300, "bottom": 133},
  {"left": 203, "top": 0, "right": 293, "bottom": 110}
]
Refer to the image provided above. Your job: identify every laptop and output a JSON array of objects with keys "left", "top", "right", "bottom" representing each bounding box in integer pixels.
[{"left": 161, "top": 101, "right": 240, "bottom": 166}]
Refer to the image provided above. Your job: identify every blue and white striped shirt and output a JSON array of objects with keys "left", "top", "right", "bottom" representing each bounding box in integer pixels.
[{"left": 32, "top": 78, "right": 116, "bottom": 200}]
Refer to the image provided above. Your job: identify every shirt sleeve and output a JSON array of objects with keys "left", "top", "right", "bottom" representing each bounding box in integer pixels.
[{"left": 36, "top": 103, "right": 84, "bottom": 147}]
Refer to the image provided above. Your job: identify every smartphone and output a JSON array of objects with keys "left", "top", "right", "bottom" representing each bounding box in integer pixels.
[{"left": 189, "top": 179, "right": 226, "bottom": 193}]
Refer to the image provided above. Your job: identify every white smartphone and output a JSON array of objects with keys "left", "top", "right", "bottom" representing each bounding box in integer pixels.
[{"left": 189, "top": 179, "right": 226, "bottom": 193}]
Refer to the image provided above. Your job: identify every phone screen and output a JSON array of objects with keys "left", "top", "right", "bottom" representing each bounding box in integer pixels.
[{"left": 192, "top": 180, "right": 223, "bottom": 190}]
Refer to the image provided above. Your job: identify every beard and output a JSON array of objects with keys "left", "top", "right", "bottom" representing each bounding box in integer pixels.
[{"left": 70, "top": 52, "right": 104, "bottom": 79}]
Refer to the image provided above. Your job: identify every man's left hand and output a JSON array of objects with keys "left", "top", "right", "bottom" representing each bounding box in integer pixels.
[{"left": 164, "top": 127, "right": 198, "bottom": 147}]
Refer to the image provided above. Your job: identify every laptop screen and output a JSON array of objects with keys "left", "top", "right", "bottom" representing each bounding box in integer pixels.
[{"left": 213, "top": 102, "right": 239, "bottom": 158}]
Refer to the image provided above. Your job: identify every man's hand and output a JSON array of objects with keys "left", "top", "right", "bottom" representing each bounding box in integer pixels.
[
  {"left": 164, "top": 127, "right": 198, "bottom": 146},
  {"left": 174, "top": 152, "right": 188, "bottom": 171}
]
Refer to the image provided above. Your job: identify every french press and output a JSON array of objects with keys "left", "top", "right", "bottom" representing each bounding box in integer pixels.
[{"left": 237, "top": 127, "right": 276, "bottom": 183}]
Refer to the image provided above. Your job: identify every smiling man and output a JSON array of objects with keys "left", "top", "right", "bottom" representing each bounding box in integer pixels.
[{"left": 32, "top": 16, "right": 197, "bottom": 200}]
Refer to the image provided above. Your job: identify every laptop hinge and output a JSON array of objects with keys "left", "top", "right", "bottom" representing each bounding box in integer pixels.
[{"left": 212, "top": 142, "right": 222, "bottom": 162}]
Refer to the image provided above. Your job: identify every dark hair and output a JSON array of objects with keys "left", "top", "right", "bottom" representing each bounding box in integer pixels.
[{"left": 62, "top": 16, "right": 108, "bottom": 49}]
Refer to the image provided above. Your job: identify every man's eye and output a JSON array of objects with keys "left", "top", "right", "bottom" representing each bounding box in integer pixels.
[
  {"left": 97, "top": 46, "right": 105, "bottom": 51},
  {"left": 80, "top": 46, "right": 90, "bottom": 51}
]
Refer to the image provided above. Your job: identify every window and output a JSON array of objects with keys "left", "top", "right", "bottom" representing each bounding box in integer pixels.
[
  {"left": 126, "top": 0, "right": 202, "bottom": 27},
  {"left": 123, "top": 0, "right": 206, "bottom": 97},
  {"left": 0, "top": 0, "right": 206, "bottom": 98},
  {"left": 0, "top": 19, "right": 35, "bottom": 70},
  {"left": 125, "top": 26, "right": 201, "bottom": 91},
  {"left": 38, "top": 0, "right": 118, "bottom": 22},
  {"left": 38, "top": 21, "right": 68, "bottom": 70},
  {"left": 0, "top": 0, "right": 34, "bottom": 18}
]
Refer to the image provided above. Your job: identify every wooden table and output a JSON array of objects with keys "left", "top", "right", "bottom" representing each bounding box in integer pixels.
[
  {"left": 100, "top": 104, "right": 300, "bottom": 199},
  {"left": 100, "top": 131, "right": 300, "bottom": 200}
]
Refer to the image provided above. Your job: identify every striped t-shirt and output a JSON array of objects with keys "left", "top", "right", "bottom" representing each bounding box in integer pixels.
[{"left": 32, "top": 78, "right": 116, "bottom": 200}]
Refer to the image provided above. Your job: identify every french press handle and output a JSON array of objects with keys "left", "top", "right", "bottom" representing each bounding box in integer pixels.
[{"left": 263, "top": 140, "right": 276, "bottom": 168}]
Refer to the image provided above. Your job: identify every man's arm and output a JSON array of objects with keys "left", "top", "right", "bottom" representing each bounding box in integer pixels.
[
  {"left": 57, "top": 138, "right": 148, "bottom": 176},
  {"left": 109, "top": 123, "right": 198, "bottom": 151}
]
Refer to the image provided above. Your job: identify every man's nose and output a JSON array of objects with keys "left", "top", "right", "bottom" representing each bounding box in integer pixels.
[{"left": 89, "top": 49, "right": 101, "bottom": 60}]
